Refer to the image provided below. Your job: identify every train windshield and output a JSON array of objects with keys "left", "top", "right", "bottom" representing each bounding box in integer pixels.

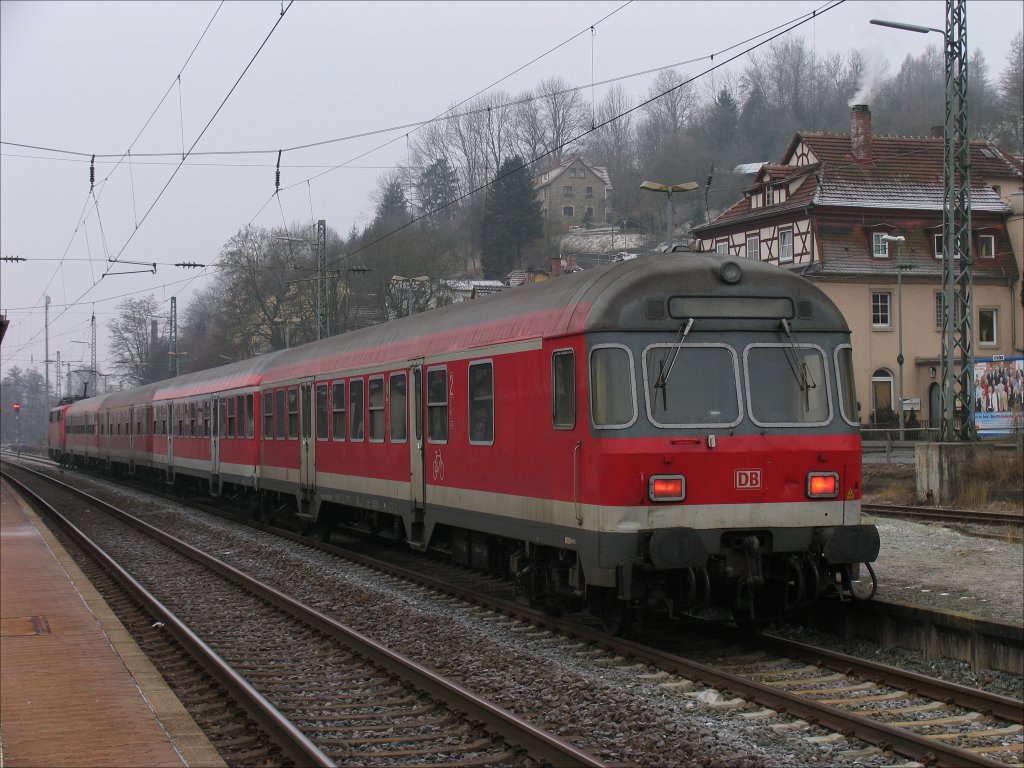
[
  {"left": 643, "top": 344, "right": 741, "bottom": 426},
  {"left": 745, "top": 344, "right": 832, "bottom": 425}
]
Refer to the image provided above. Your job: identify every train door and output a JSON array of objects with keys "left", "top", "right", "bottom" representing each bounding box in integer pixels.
[
  {"left": 210, "top": 395, "right": 220, "bottom": 480},
  {"left": 409, "top": 364, "right": 425, "bottom": 510},
  {"left": 300, "top": 379, "right": 315, "bottom": 492},
  {"left": 128, "top": 406, "right": 135, "bottom": 472}
]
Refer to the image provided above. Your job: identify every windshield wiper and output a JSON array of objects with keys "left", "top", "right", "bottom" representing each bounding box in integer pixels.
[
  {"left": 654, "top": 317, "right": 694, "bottom": 410},
  {"left": 779, "top": 318, "right": 816, "bottom": 411}
]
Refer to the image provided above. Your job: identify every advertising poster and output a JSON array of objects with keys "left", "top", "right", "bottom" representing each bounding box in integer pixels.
[{"left": 974, "top": 357, "right": 1024, "bottom": 436}]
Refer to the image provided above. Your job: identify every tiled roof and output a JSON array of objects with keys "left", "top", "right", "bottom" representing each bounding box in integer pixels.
[
  {"left": 801, "top": 133, "right": 1013, "bottom": 212},
  {"left": 704, "top": 170, "right": 818, "bottom": 229}
]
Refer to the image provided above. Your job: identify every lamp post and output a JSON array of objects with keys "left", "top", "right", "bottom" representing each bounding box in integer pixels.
[
  {"left": 391, "top": 275, "right": 429, "bottom": 317},
  {"left": 881, "top": 234, "right": 907, "bottom": 440},
  {"left": 871, "top": 5, "right": 974, "bottom": 441},
  {"left": 640, "top": 180, "right": 699, "bottom": 252}
]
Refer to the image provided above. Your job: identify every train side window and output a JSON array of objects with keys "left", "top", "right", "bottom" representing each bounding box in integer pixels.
[
  {"left": 468, "top": 361, "right": 493, "bottom": 444},
  {"left": 275, "top": 389, "right": 286, "bottom": 439},
  {"left": 191, "top": 402, "right": 198, "bottom": 437},
  {"left": 227, "top": 396, "right": 236, "bottom": 438},
  {"left": 316, "top": 383, "right": 329, "bottom": 440},
  {"left": 236, "top": 395, "right": 245, "bottom": 438},
  {"left": 287, "top": 386, "right": 299, "bottom": 439},
  {"left": 349, "top": 379, "right": 365, "bottom": 441},
  {"left": 262, "top": 390, "right": 273, "bottom": 439},
  {"left": 246, "top": 393, "right": 254, "bottom": 439},
  {"left": 414, "top": 368, "right": 423, "bottom": 441},
  {"left": 368, "top": 376, "right": 385, "bottom": 442},
  {"left": 218, "top": 399, "right": 227, "bottom": 438},
  {"left": 390, "top": 373, "right": 408, "bottom": 442},
  {"left": 589, "top": 345, "right": 638, "bottom": 428},
  {"left": 835, "top": 345, "right": 859, "bottom": 427},
  {"left": 552, "top": 350, "right": 575, "bottom": 429},
  {"left": 332, "top": 381, "right": 346, "bottom": 441},
  {"left": 427, "top": 367, "right": 448, "bottom": 443},
  {"left": 204, "top": 401, "right": 211, "bottom": 437},
  {"left": 162, "top": 406, "right": 167, "bottom": 436}
]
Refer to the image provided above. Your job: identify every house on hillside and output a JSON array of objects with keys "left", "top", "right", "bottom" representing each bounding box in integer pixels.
[
  {"left": 693, "top": 104, "right": 1022, "bottom": 429},
  {"left": 534, "top": 155, "right": 612, "bottom": 228}
]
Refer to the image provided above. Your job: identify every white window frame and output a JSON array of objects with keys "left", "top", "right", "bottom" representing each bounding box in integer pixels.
[
  {"left": 715, "top": 240, "right": 729, "bottom": 255},
  {"left": 779, "top": 229, "right": 793, "bottom": 263},
  {"left": 871, "top": 291, "right": 892, "bottom": 328},
  {"left": 872, "top": 232, "right": 889, "bottom": 258},
  {"left": 978, "top": 234, "right": 995, "bottom": 259},
  {"left": 978, "top": 308, "right": 998, "bottom": 346},
  {"left": 746, "top": 235, "right": 760, "bottom": 261},
  {"left": 934, "top": 234, "right": 943, "bottom": 259}
]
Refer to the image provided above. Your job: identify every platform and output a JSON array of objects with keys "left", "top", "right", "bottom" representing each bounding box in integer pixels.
[{"left": 0, "top": 477, "right": 225, "bottom": 767}]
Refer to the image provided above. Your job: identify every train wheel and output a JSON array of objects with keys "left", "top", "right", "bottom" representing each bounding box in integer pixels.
[
  {"left": 593, "top": 590, "right": 633, "bottom": 636},
  {"left": 367, "top": 511, "right": 383, "bottom": 536}
]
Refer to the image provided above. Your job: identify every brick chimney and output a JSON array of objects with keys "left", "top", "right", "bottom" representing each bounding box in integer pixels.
[
  {"left": 551, "top": 255, "right": 563, "bottom": 278},
  {"left": 850, "top": 104, "right": 872, "bottom": 161}
]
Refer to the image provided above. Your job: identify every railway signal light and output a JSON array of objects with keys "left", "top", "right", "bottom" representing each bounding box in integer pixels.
[{"left": 12, "top": 402, "right": 20, "bottom": 411}]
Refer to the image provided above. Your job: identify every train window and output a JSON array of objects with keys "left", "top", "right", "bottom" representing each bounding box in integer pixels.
[
  {"left": 315, "top": 384, "right": 329, "bottom": 440},
  {"left": 275, "top": 389, "right": 286, "bottom": 439},
  {"left": 835, "top": 346, "right": 859, "bottom": 426},
  {"left": 414, "top": 368, "right": 423, "bottom": 441},
  {"left": 349, "top": 379, "right": 365, "bottom": 441},
  {"left": 287, "top": 386, "right": 299, "bottom": 439},
  {"left": 427, "top": 367, "right": 448, "bottom": 443},
  {"left": 589, "top": 345, "right": 637, "bottom": 428},
  {"left": 262, "top": 391, "right": 273, "bottom": 439},
  {"left": 389, "top": 373, "right": 407, "bottom": 443},
  {"left": 236, "top": 395, "right": 245, "bottom": 438},
  {"left": 368, "top": 376, "right": 385, "bottom": 442},
  {"left": 552, "top": 350, "right": 575, "bottom": 429},
  {"left": 643, "top": 344, "right": 741, "bottom": 427},
  {"left": 332, "top": 381, "right": 346, "bottom": 441},
  {"left": 745, "top": 344, "right": 831, "bottom": 426},
  {"left": 468, "top": 361, "right": 493, "bottom": 444},
  {"left": 218, "top": 399, "right": 227, "bottom": 438},
  {"left": 191, "top": 402, "right": 197, "bottom": 437},
  {"left": 204, "top": 401, "right": 211, "bottom": 437},
  {"left": 245, "top": 394, "right": 253, "bottom": 439},
  {"left": 227, "top": 396, "right": 236, "bottom": 438},
  {"left": 162, "top": 406, "right": 167, "bottom": 436}
]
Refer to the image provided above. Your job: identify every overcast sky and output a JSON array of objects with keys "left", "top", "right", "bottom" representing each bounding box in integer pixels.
[{"left": 2, "top": 0, "right": 1021, "bottom": 388}]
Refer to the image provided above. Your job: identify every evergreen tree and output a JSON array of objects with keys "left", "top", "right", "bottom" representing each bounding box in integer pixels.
[
  {"left": 416, "top": 157, "right": 459, "bottom": 223},
  {"left": 480, "top": 156, "right": 543, "bottom": 280}
]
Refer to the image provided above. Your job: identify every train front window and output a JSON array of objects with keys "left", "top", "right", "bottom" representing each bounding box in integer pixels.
[
  {"left": 643, "top": 344, "right": 740, "bottom": 427},
  {"left": 745, "top": 344, "right": 831, "bottom": 426},
  {"left": 589, "top": 345, "right": 637, "bottom": 428}
]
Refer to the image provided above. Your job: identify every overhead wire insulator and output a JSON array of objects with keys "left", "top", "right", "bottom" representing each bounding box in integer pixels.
[
  {"left": 89, "top": 154, "right": 96, "bottom": 191},
  {"left": 174, "top": 261, "right": 205, "bottom": 269},
  {"left": 275, "top": 149, "right": 282, "bottom": 194}
]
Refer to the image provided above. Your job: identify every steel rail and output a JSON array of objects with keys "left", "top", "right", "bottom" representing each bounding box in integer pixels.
[
  {"left": 863, "top": 502, "right": 1023, "bottom": 528},
  {"left": 1, "top": 469, "right": 335, "bottom": 768},
  {"left": 4, "top": 465, "right": 608, "bottom": 768}
]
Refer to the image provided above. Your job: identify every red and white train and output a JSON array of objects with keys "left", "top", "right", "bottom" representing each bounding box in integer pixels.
[{"left": 48, "top": 253, "right": 878, "bottom": 626}]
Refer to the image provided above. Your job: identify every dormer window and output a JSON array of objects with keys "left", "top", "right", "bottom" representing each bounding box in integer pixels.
[{"left": 872, "top": 232, "right": 889, "bottom": 258}]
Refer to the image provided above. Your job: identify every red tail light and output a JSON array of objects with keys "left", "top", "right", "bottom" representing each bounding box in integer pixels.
[
  {"left": 649, "top": 475, "right": 685, "bottom": 502},
  {"left": 807, "top": 472, "right": 839, "bottom": 498}
]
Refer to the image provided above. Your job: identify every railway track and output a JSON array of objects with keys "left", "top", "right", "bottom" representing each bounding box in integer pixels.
[
  {"left": 863, "top": 502, "right": 1023, "bottom": 541},
  {"left": 2, "top": 465, "right": 604, "bottom": 768},
  {"left": 6, "top": 456, "right": 1023, "bottom": 765}
]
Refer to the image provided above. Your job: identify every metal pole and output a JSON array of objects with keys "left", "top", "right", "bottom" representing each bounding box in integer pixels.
[
  {"left": 45, "top": 295, "right": 50, "bottom": 414},
  {"left": 666, "top": 192, "right": 673, "bottom": 252},
  {"left": 897, "top": 241, "right": 905, "bottom": 441}
]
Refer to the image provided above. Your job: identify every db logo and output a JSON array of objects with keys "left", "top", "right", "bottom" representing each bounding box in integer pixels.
[{"left": 735, "top": 469, "right": 762, "bottom": 490}]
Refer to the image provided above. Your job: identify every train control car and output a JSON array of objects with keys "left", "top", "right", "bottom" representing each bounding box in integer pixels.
[{"left": 49, "top": 253, "right": 879, "bottom": 627}]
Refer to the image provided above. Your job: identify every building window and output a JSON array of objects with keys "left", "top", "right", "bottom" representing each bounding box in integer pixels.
[
  {"left": 562, "top": 206, "right": 574, "bottom": 217},
  {"left": 872, "top": 232, "right": 889, "bottom": 258},
  {"left": 563, "top": 185, "right": 573, "bottom": 196},
  {"left": 585, "top": 206, "right": 594, "bottom": 219},
  {"left": 779, "top": 229, "right": 793, "bottom": 262},
  {"left": 978, "top": 234, "right": 995, "bottom": 258},
  {"left": 934, "top": 234, "right": 943, "bottom": 258},
  {"left": 871, "top": 292, "right": 892, "bottom": 327},
  {"left": 978, "top": 309, "right": 998, "bottom": 345},
  {"left": 585, "top": 186, "right": 593, "bottom": 198},
  {"left": 746, "top": 235, "right": 760, "bottom": 260},
  {"left": 715, "top": 240, "right": 729, "bottom": 255},
  {"left": 468, "top": 361, "right": 494, "bottom": 444}
]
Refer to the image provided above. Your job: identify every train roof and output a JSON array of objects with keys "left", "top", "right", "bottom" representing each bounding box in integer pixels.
[{"left": 259, "top": 252, "right": 849, "bottom": 382}]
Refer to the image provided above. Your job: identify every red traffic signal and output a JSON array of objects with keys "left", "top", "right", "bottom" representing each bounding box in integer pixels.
[{"left": 12, "top": 402, "right": 21, "bottom": 411}]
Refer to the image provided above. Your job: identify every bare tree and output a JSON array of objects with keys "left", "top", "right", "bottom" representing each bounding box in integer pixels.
[{"left": 108, "top": 295, "right": 168, "bottom": 387}]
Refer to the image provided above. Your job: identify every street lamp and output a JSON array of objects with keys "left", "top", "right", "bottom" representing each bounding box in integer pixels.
[
  {"left": 392, "top": 275, "right": 429, "bottom": 317},
  {"left": 640, "top": 180, "right": 699, "bottom": 252},
  {"left": 881, "top": 234, "right": 907, "bottom": 440}
]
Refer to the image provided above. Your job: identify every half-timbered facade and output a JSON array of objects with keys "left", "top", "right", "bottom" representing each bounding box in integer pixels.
[{"left": 694, "top": 105, "right": 1022, "bottom": 429}]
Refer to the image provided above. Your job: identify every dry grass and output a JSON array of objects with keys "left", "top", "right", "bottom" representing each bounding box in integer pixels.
[
  {"left": 955, "top": 448, "right": 1023, "bottom": 510},
  {"left": 867, "top": 481, "right": 917, "bottom": 506}
]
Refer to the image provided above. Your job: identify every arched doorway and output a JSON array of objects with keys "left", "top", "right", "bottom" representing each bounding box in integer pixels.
[{"left": 871, "top": 369, "right": 894, "bottom": 425}]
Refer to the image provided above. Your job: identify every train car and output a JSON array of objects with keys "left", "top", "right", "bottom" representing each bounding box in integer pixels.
[
  {"left": 63, "top": 394, "right": 106, "bottom": 465},
  {"left": 46, "top": 402, "right": 69, "bottom": 462},
  {"left": 47, "top": 253, "right": 879, "bottom": 626},
  {"left": 254, "top": 253, "right": 877, "bottom": 625}
]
